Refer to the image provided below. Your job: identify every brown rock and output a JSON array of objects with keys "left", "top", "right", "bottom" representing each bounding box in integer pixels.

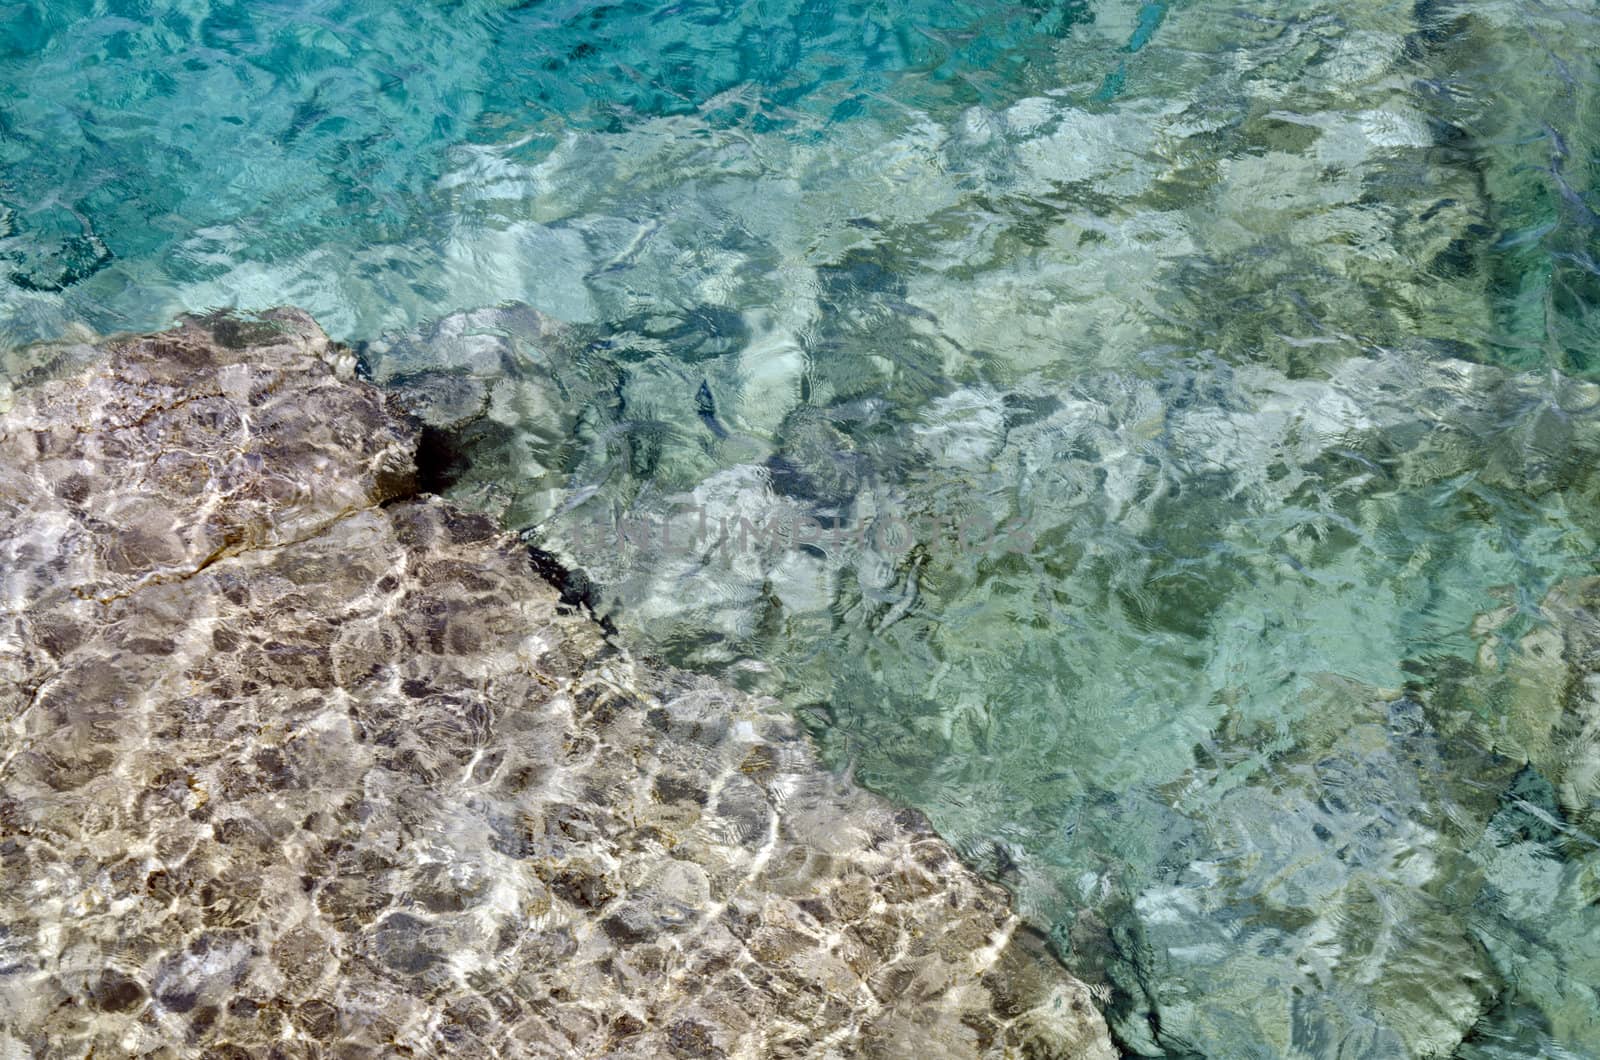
[{"left": 0, "top": 311, "right": 1114, "bottom": 1058}]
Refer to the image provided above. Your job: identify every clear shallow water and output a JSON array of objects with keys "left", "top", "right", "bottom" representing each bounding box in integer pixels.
[{"left": 4, "top": 1, "right": 1600, "bottom": 1056}]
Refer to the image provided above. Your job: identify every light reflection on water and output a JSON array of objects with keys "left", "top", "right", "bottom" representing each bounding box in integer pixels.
[{"left": 4, "top": 0, "right": 1600, "bottom": 1054}]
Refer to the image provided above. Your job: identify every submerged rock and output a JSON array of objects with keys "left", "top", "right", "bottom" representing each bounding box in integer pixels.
[
  {"left": 0, "top": 310, "right": 1114, "bottom": 1058},
  {"left": 1442, "top": 579, "right": 1600, "bottom": 1055}
]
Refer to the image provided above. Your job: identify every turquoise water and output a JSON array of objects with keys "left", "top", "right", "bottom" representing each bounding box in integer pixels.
[{"left": 5, "top": 1, "right": 1600, "bottom": 1056}]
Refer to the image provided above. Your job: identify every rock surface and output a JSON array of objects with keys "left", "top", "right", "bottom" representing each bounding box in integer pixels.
[{"left": 0, "top": 310, "right": 1114, "bottom": 1058}]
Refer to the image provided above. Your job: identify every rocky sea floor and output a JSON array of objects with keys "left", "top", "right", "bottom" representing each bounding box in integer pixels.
[
  {"left": 3, "top": 0, "right": 1600, "bottom": 1056},
  {"left": 0, "top": 311, "right": 1116, "bottom": 1057}
]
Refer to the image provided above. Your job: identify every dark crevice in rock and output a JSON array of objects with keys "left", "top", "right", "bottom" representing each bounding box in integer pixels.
[
  {"left": 412, "top": 424, "right": 471, "bottom": 496},
  {"left": 404, "top": 408, "right": 616, "bottom": 637},
  {"left": 525, "top": 541, "right": 618, "bottom": 638},
  {"left": 396, "top": 387, "right": 620, "bottom": 640}
]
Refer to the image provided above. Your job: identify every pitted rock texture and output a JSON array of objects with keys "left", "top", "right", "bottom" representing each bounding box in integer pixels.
[{"left": 0, "top": 311, "right": 1114, "bottom": 1059}]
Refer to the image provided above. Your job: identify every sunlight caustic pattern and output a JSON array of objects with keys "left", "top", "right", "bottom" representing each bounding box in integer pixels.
[{"left": 3, "top": 0, "right": 1599, "bottom": 1055}]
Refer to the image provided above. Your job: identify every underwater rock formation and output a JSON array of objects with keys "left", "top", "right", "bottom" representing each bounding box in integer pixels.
[
  {"left": 366, "top": 289, "right": 1600, "bottom": 1056},
  {"left": 1442, "top": 579, "right": 1600, "bottom": 1055},
  {"left": 0, "top": 310, "right": 1114, "bottom": 1058}
]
